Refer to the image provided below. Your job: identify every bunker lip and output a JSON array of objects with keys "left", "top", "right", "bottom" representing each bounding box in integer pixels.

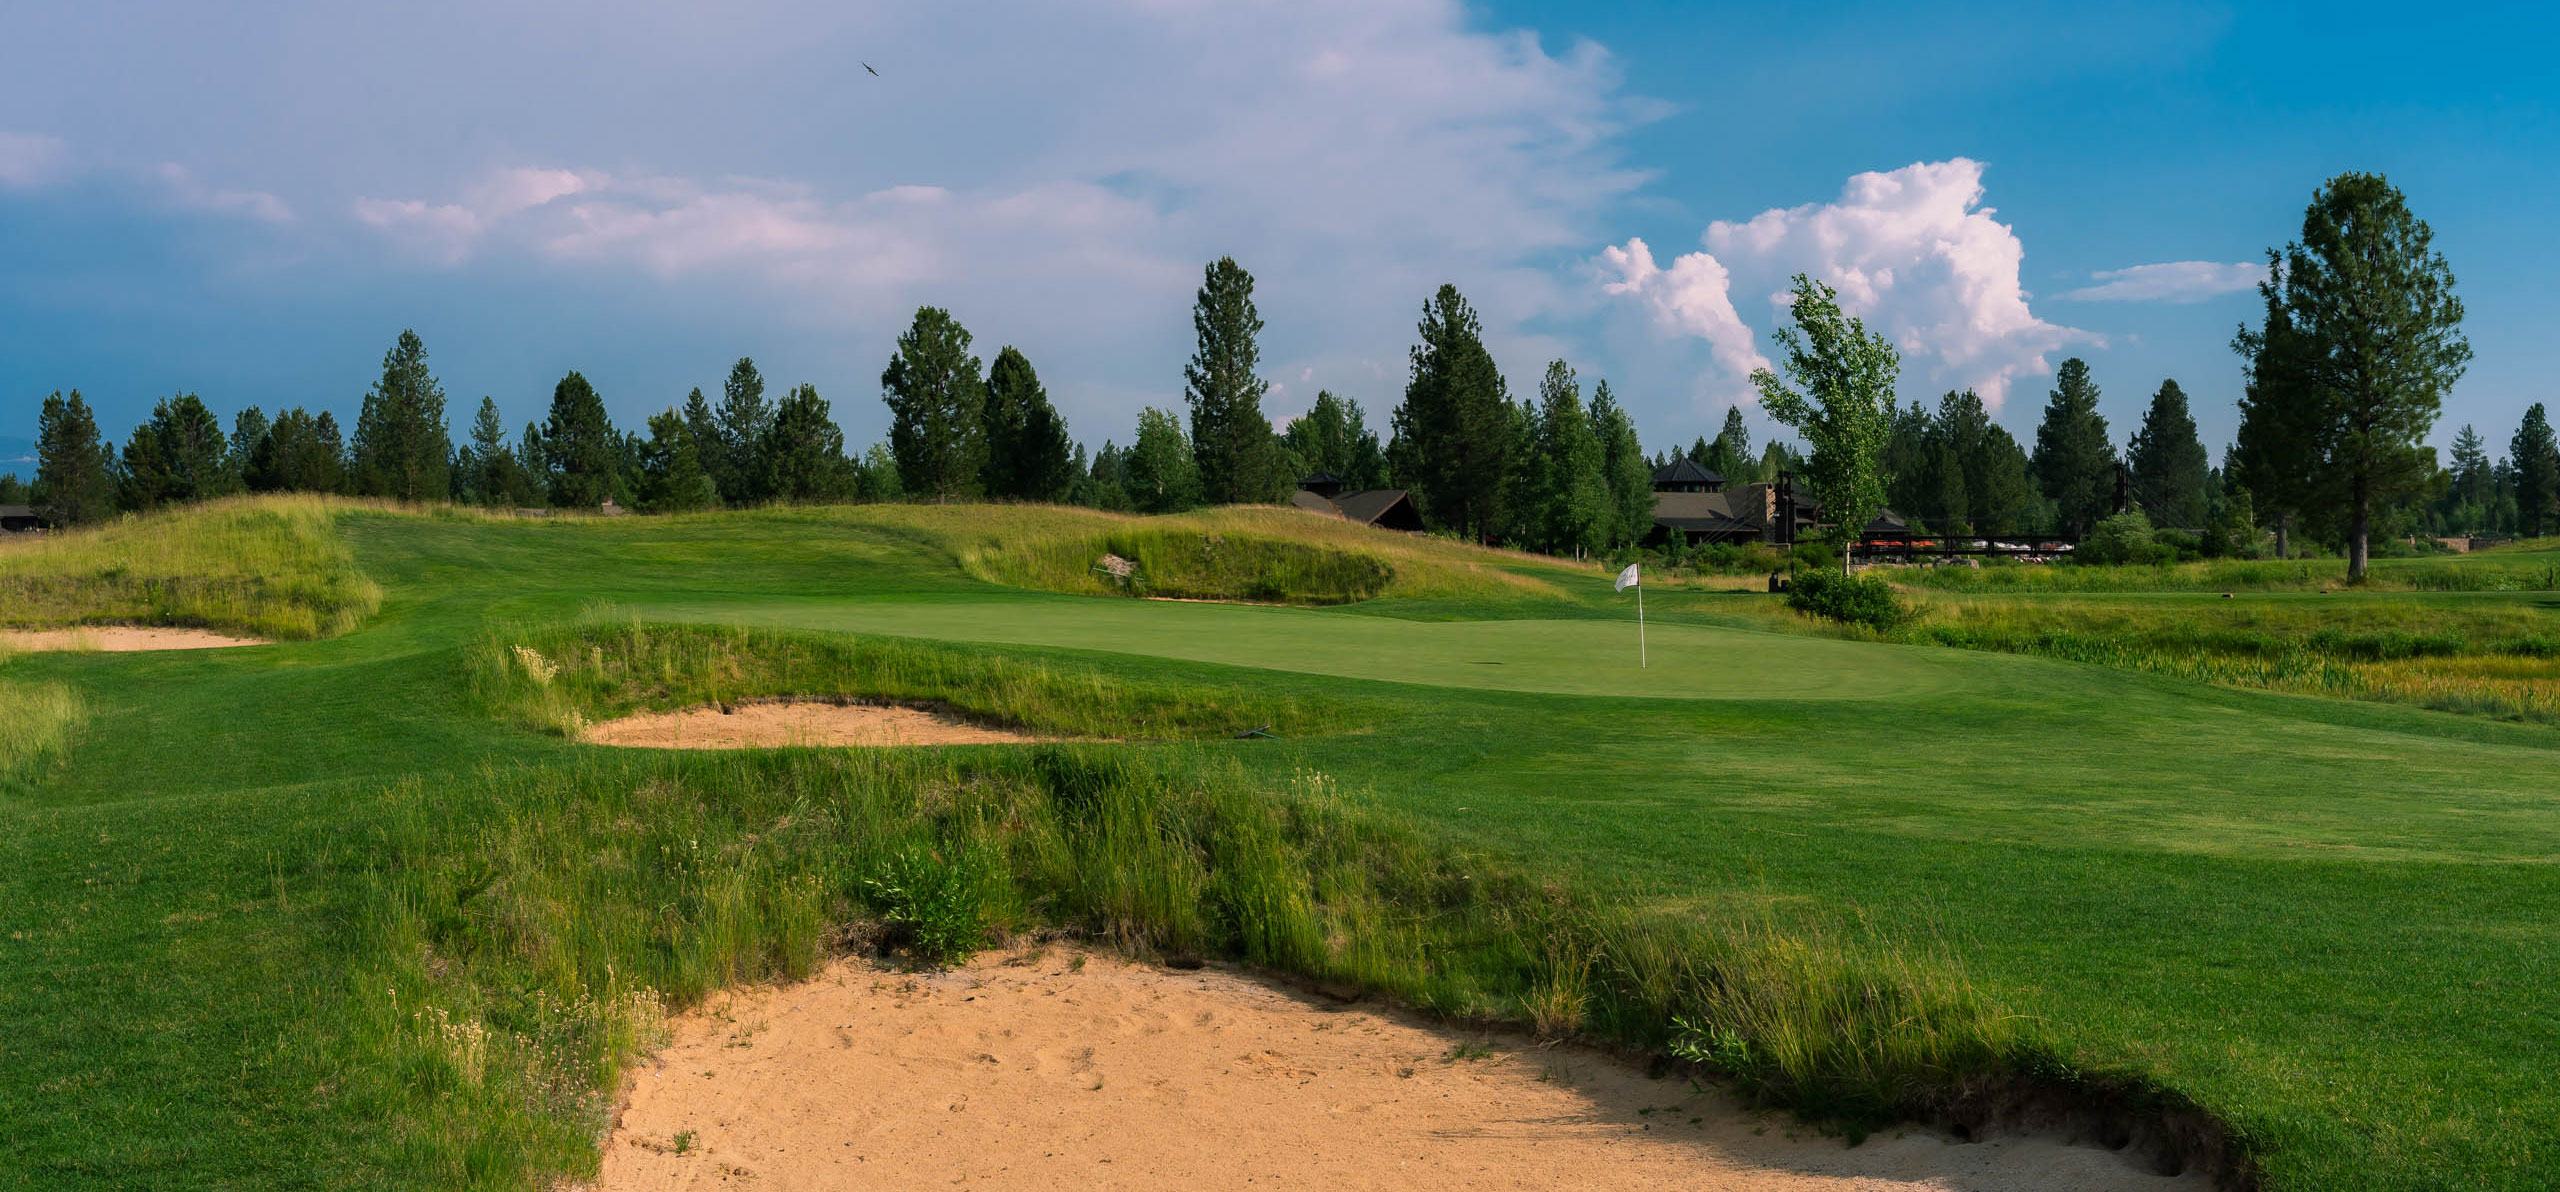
[
  {"left": 0, "top": 626, "right": 272, "bottom": 652},
  {"left": 593, "top": 945, "right": 2215, "bottom": 1192},
  {"left": 581, "top": 697, "right": 1090, "bottom": 749}
]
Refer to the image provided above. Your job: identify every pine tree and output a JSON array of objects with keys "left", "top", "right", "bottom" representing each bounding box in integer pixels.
[
  {"left": 1388, "top": 284, "right": 1512, "bottom": 540},
  {"left": 1280, "top": 391, "right": 1386, "bottom": 491},
  {"left": 457, "top": 397, "right": 527, "bottom": 507},
  {"left": 252, "top": 408, "right": 349, "bottom": 494},
  {"left": 1589, "top": 380, "right": 1653, "bottom": 548},
  {"left": 1183, "top": 258, "right": 1285, "bottom": 504},
  {"left": 350, "top": 329, "right": 452, "bottom": 502},
  {"left": 537, "top": 371, "right": 622, "bottom": 508},
  {"left": 33, "top": 390, "right": 115, "bottom": 525},
  {"left": 2232, "top": 292, "right": 2324, "bottom": 558},
  {"left": 1530, "top": 360, "right": 1608, "bottom": 557},
  {"left": 2444, "top": 424, "right": 2494, "bottom": 529},
  {"left": 881, "top": 307, "right": 988, "bottom": 502},
  {"left": 1752, "top": 274, "right": 1900, "bottom": 545},
  {"left": 2511, "top": 404, "right": 2559, "bottom": 539},
  {"left": 2031, "top": 358, "right": 2117, "bottom": 536},
  {"left": 714, "top": 359, "right": 773, "bottom": 504},
  {"left": 1705, "top": 405, "right": 1753, "bottom": 483},
  {"left": 1124, "top": 407, "right": 1200, "bottom": 514},
  {"left": 766, "top": 383, "right": 851, "bottom": 502},
  {"left": 120, "top": 393, "right": 236, "bottom": 510},
  {"left": 682, "top": 387, "right": 725, "bottom": 502},
  {"left": 228, "top": 407, "right": 270, "bottom": 486},
  {"left": 981, "top": 347, "right": 1075, "bottom": 501},
  {"left": 2127, "top": 379, "right": 2212, "bottom": 528},
  {"left": 638, "top": 408, "right": 720, "bottom": 512},
  {"left": 1938, "top": 390, "right": 2033, "bottom": 535},
  {"left": 2258, "top": 172, "right": 2471, "bottom": 579}
]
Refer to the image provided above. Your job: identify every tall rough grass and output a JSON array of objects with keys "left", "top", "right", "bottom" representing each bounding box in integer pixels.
[
  {"left": 471, "top": 616, "right": 1359, "bottom": 741},
  {"left": 340, "top": 747, "right": 2036, "bottom": 1187},
  {"left": 833, "top": 502, "right": 1569, "bottom": 605},
  {"left": 0, "top": 495, "right": 382, "bottom": 639},
  {"left": 1892, "top": 555, "right": 2560, "bottom": 594},
  {"left": 1903, "top": 593, "right": 2560, "bottom": 723},
  {"left": 0, "top": 677, "right": 86, "bottom": 785}
]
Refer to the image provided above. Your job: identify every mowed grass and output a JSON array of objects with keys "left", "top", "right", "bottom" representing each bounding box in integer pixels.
[{"left": 2, "top": 500, "right": 2557, "bottom": 1190}]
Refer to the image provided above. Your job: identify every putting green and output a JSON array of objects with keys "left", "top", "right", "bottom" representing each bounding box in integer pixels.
[{"left": 646, "top": 595, "right": 1972, "bottom": 701}]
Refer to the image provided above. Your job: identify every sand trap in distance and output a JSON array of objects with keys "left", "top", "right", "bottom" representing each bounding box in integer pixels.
[
  {"left": 583, "top": 700, "right": 1070, "bottom": 749},
  {"left": 1, "top": 627, "right": 269, "bottom": 652},
  {"left": 596, "top": 947, "right": 2206, "bottom": 1192}
]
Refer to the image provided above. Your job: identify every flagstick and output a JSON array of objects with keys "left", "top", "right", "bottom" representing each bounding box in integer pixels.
[{"left": 1637, "top": 581, "right": 1647, "bottom": 668}]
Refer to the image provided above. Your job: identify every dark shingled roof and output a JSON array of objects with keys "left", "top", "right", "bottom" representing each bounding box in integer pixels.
[
  {"left": 1292, "top": 488, "right": 1425, "bottom": 532},
  {"left": 1650, "top": 458, "right": 1725, "bottom": 489}
]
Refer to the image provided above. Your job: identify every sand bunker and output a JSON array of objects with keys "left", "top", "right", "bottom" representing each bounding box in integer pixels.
[
  {"left": 596, "top": 948, "right": 2206, "bottom": 1192},
  {"left": 583, "top": 701, "right": 1069, "bottom": 749},
  {"left": 0, "top": 627, "right": 268, "bottom": 652}
]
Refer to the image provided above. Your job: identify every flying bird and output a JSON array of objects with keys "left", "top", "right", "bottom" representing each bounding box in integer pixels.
[{"left": 862, "top": 61, "right": 878, "bottom": 77}]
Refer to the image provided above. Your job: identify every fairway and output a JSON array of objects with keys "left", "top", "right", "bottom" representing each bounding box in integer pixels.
[{"left": 652, "top": 594, "right": 1973, "bottom": 701}]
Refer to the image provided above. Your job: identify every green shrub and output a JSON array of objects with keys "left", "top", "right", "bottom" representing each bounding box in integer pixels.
[
  {"left": 2079, "top": 512, "right": 2159, "bottom": 566},
  {"left": 863, "top": 845, "right": 1000, "bottom": 964},
  {"left": 1786, "top": 569, "right": 1906, "bottom": 632}
]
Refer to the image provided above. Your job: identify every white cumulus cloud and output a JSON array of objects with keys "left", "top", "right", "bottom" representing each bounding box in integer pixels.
[
  {"left": 2061, "top": 260, "right": 2265, "bottom": 303},
  {"left": 1600, "top": 158, "right": 2083, "bottom": 410}
]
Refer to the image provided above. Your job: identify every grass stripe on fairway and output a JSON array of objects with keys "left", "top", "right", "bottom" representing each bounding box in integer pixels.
[{"left": 644, "top": 595, "right": 1973, "bottom": 701}]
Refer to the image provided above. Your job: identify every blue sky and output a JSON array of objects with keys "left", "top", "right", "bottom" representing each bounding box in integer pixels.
[{"left": 2, "top": 1, "right": 2553, "bottom": 471}]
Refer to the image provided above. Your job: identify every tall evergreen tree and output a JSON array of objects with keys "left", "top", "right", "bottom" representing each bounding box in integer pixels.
[
  {"left": 1183, "top": 257, "right": 1285, "bottom": 504},
  {"left": 881, "top": 307, "right": 988, "bottom": 502},
  {"left": 681, "top": 387, "right": 725, "bottom": 501},
  {"left": 33, "top": 390, "right": 115, "bottom": 525},
  {"left": 2127, "top": 379, "right": 2211, "bottom": 528},
  {"left": 2255, "top": 172, "right": 2471, "bottom": 580},
  {"left": 714, "top": 359, "right": 772, "bottom": 504},
  {"left": 1530, "top": 360, "right": 1609, "bottom": 557},
  {"left": 456, "top": 397, "right": 528, "bottom": 507},
  {"left": 1280, "top": 391, "right": 1386, "bottom": 491},
  {"left": 350, "top": 329, "right": 452, "bottom": 502},
  {"left": 638, "top": 408, "right": 720, "bottom": 513},
  {"left": 1589, "top": 380, "right": 1653, "bottom": 548},
  {"left": 252, "top": 408, "right": 349, "bottom": 494},
  {"left": 2443, "top": 424, "right": 2495, "bottom": 529},
  {"left": 1704, "top": 405, "right": 1753, "bottom": 483},
  {"left": 2231, "top": 292, "right": 2324, "bottom": 558},
  {"left": 1389, "top": 284, "right": 1512, "bottom": 540},
  {"left": 1751, "top": 274, "right": 1900, "bottom": 545},
  {"left": 1939, "top": 390, "right": 2034, "bottom": 535},
  {"left": 1124, "top": 407, "right": 1200, "bottom": 514},
  {"left": 981, "top": 347, "right": 1075, "bottom": 501},
  {"left": 2031, "top": 358, "right": 2117, "bottom": 536},
  {"left": 2511, "top": 404, "right": 2560, "bottom": 539},
  {"left": 120, "top": 393, "right": 237, "bottom": 510},
  {"left": 536, "top": 371, "right": 622, "bottom": 508},
  {"left": 228, "top": 407, "right": 269, "bottom": 484},
  {"left": 765, "top": 383, "right": 852, "bottom": 502}
]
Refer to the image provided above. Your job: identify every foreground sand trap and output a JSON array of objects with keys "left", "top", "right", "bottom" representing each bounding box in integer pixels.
[
  {"left": 596, "top": 949, "right": 2206, "bottom": 1192},
  {"left": 0, "top": 627, "right": 268, "bottom": 652},
  {"left": 584, "top": 701, "right": 1068, "bottom": 749}
]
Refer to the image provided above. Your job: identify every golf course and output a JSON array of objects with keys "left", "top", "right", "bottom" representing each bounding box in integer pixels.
[{"left": 4, "top": 498, "right": 2557, "bottom": 1191}]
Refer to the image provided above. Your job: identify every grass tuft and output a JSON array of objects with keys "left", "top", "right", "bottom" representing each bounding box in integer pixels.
[{"left": 0, "top": 678, "right": 86, "bottom": 786}]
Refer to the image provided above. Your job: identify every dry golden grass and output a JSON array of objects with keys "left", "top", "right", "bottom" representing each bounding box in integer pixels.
[{"left": 0, "top": 494, "right": 382, "bottom": 639}]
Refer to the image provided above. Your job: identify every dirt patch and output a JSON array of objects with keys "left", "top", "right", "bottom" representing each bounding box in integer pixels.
[
  {"left": 0, "top": 627, "right": 270, "bottom": 652},
  {"left": 582, "top": 700, "right": 1072, "bottom": 749},
  {"left": 594, "top": 947, "right": 2208, "bottom": 1192}
]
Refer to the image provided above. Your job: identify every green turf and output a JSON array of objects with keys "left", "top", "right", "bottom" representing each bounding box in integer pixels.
[{"left": 5, "top": 505, "right": 2558, "bottom": 1190}]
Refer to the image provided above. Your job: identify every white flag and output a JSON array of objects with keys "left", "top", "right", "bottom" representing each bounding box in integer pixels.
[{"left": 1614, "top": 562, "right": 1640, "bottom": 592}]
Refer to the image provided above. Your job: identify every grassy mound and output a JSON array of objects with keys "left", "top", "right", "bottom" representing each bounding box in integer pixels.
[
  {"left": 474, "top": 617, "right": 1359, "bottom": 741},
  {"left": 0, "top": 495, "right": 382, "bottom": 639},
  {"left": 842, "top": 503, "right": 1570, "bottom": 606}
]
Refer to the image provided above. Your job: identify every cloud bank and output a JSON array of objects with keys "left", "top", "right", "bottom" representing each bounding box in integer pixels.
[
  {"left": 1601, "top": 158, "right": 2082, "bottom": 410},
  {"left": 2061, "top": 260, "right": 2265, "bottom": 303}
]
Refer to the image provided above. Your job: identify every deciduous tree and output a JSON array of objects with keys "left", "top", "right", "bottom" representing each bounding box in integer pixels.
[
  {"left": 1751, "top": 274, "right": 1899, "bottom": 546},
  {"left": 1124, "top": 407, "right": 1199, "bottom": 514}
]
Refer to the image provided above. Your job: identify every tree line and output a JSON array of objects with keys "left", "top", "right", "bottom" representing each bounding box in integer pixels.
[{"left": 4, "top": 173, "right": 2536, "bottom": 581}]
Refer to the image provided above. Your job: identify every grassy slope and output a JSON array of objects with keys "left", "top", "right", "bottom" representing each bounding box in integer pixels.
[{"left": 2, "top": 503, "right": 2556, "bottom": 1189}]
